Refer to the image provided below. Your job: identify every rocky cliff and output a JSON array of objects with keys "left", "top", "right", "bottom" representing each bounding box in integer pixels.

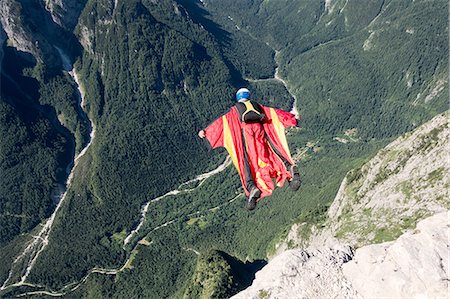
[
  {"left": 43, "top": 0, "right": 87, "bottom": 31},
  {"left": 232, "top": 211, "right": 449, "bottom": 299},
  {"left": 0, "top": 0, "right": 55, "bottom": 66},
  {"left": 343, "top": 211, "right": 449, "bottom": 299},
  {"left": 0, "top": 22, "right": 6, "bottom": 62},
  {"left": 322, "top": 110, "right": 449, "bottom": 247},
  {"left": 0, "top": 0, "right": 83, "bottom": 68},
  {"left": 233, "top": 110, "right": 450, "bottom": 298}
]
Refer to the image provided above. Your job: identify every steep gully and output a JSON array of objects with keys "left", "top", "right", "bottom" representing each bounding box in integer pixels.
[{"left": 0, "top": 49, "right": 96, "bottom": 292}]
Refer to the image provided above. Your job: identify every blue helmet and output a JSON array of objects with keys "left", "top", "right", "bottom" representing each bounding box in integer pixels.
[{"left": 236, "top": 88, "right": 251, "bottom": 101}]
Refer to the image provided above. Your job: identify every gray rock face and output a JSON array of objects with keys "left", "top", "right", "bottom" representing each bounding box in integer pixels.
[
  {"left": 233, "top": 212, "right": 449, "bottom": 299},
  {"left": 0, "top": 0, "right": 34, "bottom": 55},
  {"left": 0, "top": 0, "right": 87, "bottom": 68},
  {"left": 343, "top": 211, "right": 449, "bottom": 299},
  {"left": 0, "top": 22, "right": 6, "bottom": 65},
  {"left": 43, "top": 0, "right": 88, "bottom": 31},
  {"left": 231, "top": 246, "right": 360, "bottom": 299},
  {"left": 0, "top": 0, "right": 60, "bottom": 66},
  {"left": 326, "top": 111, "right": 449, "bottom": 247}
]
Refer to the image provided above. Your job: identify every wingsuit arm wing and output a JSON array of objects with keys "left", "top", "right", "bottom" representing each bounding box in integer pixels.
[
  {"left": 203, "top": 117, "right": 224, "bottom": 149},
  {"left": 273, "top": 108, "right": 298, "bottom": 128}
]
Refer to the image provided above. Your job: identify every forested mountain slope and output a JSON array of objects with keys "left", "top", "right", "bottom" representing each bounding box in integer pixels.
[{"left": 0, "top": 0, "right": 447, "bottom": 298}]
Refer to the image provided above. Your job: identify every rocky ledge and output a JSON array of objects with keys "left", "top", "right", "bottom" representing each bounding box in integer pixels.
[{"left": 232, "top": 211, "right": 449, "bottom": 299}]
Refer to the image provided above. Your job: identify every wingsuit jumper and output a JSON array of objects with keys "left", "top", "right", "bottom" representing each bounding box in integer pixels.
[{"left": 198, "top": 88, "right": 301, "bottom": 210}]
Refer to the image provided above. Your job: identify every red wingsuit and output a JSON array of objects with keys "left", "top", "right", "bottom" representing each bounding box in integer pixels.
[{"left": 204, "top": 104, "right": 297, "bottom": 200}]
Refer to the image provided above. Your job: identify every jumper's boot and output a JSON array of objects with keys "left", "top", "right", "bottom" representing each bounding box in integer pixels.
[
  {"left": 246, "top": 186, "right": 261, "bottom": 210},
  {"left": 289, "top": 165, "right": 301, "bottom": 191}
]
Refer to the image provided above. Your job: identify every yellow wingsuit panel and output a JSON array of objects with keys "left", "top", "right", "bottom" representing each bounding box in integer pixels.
[
  {"left": 269, "top": 108, "right": 293, "bottom": 159},
  {"left": 222, "top": 116, "right": 241, "bottom": 175}
]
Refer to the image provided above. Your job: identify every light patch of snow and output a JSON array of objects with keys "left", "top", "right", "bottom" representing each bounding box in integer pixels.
[{"left": 406, "top": 28, "right": 415, "bottom": 34}]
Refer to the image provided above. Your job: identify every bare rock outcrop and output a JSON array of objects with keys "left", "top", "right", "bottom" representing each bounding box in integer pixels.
[
  {"left": 325, "top": 111, "right": 449, "bottom": 247},
  {"left": 0, "top": 22, "right": 6, "bottom": 64},
  {"left": 282, "top": 111, "right": 449, "bottom": 250},
  {"left": 0, "top": 0, "right": 60, "bottom": 66},
  {"left": 343, "top": 211, "right": 449, "bottom": 299},
  {"left": 0, "top": 0, "right": 87, "bottom": 68},
  {"left": 43, "top": 0, "right": 88, "bottom": 31},
  {"left": 231, "top": 246, "right": 360, "bottom": 299},
  {"left": 232, "top": 211, "right": 449, "bottom": 299}
]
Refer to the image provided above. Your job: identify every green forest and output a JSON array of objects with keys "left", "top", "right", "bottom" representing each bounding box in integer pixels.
[
  {"left": 0, "top": 46, "right": 73, "bottom": 246},
  {"left": 0, "top": 0, "right": 447, "bottom": 298}
]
